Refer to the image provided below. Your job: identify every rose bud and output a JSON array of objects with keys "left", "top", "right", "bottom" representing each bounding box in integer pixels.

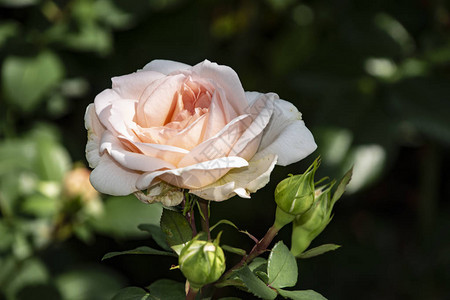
[
  {"left": 179, "top": 239, "right": 226, "bottom": 290},
  {"left": 291, "top": 168, "right": 352, "bottom": 256},
  {"left": 273, "top": 159, "right": 319, "bottom": 229}
]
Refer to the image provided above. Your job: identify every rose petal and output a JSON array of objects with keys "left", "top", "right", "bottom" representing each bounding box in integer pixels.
[
  {"left": 143, "top": 60, "right": 191, "bottom": 75},
  {"left": 254, "top": 99, "right": 317, "bottom": 166},
  {"left": 190, "top": 153, "right": 278, "bottom": 201},
  {"left": 100, "top": 132, "right": 176, "bottom": 172},
  {"left": 108, "top": 99, "right": 138, "bottom": 138},
  {"left": 112, "top": 71, "right": 164, "bottom": 99},
  {"left": 94, "top": 89, "right": 121, "bottom": 133},
  {"left": 177, "top": 114, "right": 251, "bottom": 167},
  {"left": 90, "top": 154, "right": 140, "bottom": 196},
  {"left": 136, "top": 156, "right": 249, "bottom": 190},
  {"left": 136, "top": 74, "right": 186, "bottom": 127},
  {"left": 191, "top": 60, "right": 247, "bottom": 115},
  {"left": 131, "top": 141, "right": 188, "bottom": 166},
  {"left": 229, "top": 92, "right": 275, "bottom": 159},
  {"left": 85, "top": 103, "right": 105, "bottom": 168}
]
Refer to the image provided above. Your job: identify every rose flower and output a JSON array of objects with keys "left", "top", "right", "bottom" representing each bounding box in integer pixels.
[{"left": 85, "top": 60, "right": 316, "bottom": 205}]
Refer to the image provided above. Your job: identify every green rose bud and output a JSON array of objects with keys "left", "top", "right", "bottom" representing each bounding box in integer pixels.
[
  {"left": 291, "top": 167, "right": 353, "bottom": 256},
  {"left": 273, "top": 159, "right": 319, "bottom": 229},
  {"left": 179, "top": 238, "right": 226, "bottom": 290},
  {"left": 291, "top": 187, "right": 332, "bottom": 256}
]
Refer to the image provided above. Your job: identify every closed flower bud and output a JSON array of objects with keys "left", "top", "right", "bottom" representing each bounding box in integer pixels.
[
  {"left": 290, "top": 167, "right": 352, "bottom": 256},
  {"left": 179, "top": 239, "right": 226, "bottom": 290},
  {"left": 273, "top": 159, "right": 319, "bottom": 229},
  {"left": 291, "top": 188, "right": 332, "bottom": 256}
]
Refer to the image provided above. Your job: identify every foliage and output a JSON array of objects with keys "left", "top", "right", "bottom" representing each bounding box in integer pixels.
[{"left": 1, "top": 0, "right": 449, "bottom": 299}]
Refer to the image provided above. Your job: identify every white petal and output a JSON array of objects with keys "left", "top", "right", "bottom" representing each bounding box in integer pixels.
[
  {"left": 112, "top": 71, "right": 164, "bottom": 99},
  {"left": 90, "top": 154, "right": 140, "bottom": 196},
  {"left": 136, "top": 156, "right": 249, "bottom": 190},
  {"left": 100, "top": 132, "right": 176, "bottom": 172},
  {"left": 143, "top": 60, "right": 191, "bottom": 75},
  {"left": 192, "top": 60, "right": 248, "bottom": 115},
  {"left": 190, "top": 154, "right": 278, "bottom": 201},
  {"left": 255, "top": 99, "right": 317, "bottom": 166},
  {"left": 229, "top": 92, "right": 275, "bottom": 159},
  {"left": 85, "top": 104, "right": 105, "bottom": 168}
]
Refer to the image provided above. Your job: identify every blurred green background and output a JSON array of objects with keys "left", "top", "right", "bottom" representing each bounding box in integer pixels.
[{"left": 0, "top": 0, "right": 449, "bottom": 299}]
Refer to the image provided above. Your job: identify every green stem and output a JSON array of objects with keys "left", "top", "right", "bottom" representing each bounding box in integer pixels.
[
  {"left": 198, "top": 200, "right": 211, "bottom": 240},
  {"left": 220, "top": 224, "right": 280, "bottom": 280},
  {"left": 186, "top": 286, "right": 198, "bottom": 300}
]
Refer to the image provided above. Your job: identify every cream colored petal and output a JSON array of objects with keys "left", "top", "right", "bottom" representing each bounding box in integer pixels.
[
  {"left": 143, "top": 60, "right": 191, "bottom": 75},
  {"left": 100, "top": 132, "right": 176, "bottom": 172},
  {"left": 108, "top": 99, "right": 138, "bottom": 138},
  {"left": 90, "top": 154, "right": 141, "bottom": 196},
  {"left": 190, "top": 153, "right": 277, "bottom": 201},
  {"left": 254, "top": 99, "right": 317, "bottom": 166},
  {"left": 191, "top": 60, "right": 248, "bottom": 115},
  {"left": 136, "top": 74, "right": 186, "bottom": 127},
  {"left": 229, "top": 92, "right": 275, "bottom": 159},
  {"left": 85, "top": 103, "right": 105, "bottom": 168},
  {"left": 177, "top": 114, "right": 250, "bottom": 167},
  {"left": 112, "top": 71, "right": 164, "bottom": 99},
  {"left": 136, "top": 156, "right": 249, "bottom": 190}
]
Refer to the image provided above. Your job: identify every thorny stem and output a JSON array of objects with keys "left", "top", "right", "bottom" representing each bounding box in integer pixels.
[{"left": 220, "top": 224, "right": 280, "bottom": 280}]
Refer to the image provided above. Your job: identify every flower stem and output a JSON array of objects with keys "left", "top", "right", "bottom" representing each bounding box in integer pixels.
[
  {"left": 186, "top": 287, "right": 198, "bottom": 300},
  {"left": 220, "top": 224, "right": 280, "bottom": 280},
  {"left": 198, "top": 199, "right": 211, "bottom": 240}
]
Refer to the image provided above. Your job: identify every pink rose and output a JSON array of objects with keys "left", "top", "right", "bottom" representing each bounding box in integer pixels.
[{"left": 85, "top": 60, "right": 316, "bottom": 205}]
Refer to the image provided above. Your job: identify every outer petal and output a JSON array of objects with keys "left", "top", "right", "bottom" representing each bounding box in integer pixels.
[
  {"left": 90, "top": 154, "right": 140, "bottom": 196},
  {"left": 190, "top": 154, "right": 277, "bottom": 201},
  {"left": 112, "top": 71, "right": 164, "bottom": 99},
  {"left": 99, "top": 132, "right": 176, "bottom": 172},
  {"left": 85, "top": 103, "right": 105, "bottom": 168},
  {"left": 254, "top": 99, "right": 317, "bottom": 166},
  {"left": 136, "top": 156, "right": 249, "bottom": 190},
  {"left": 143, "top": 60, "right": 191, "bottom": 75}
]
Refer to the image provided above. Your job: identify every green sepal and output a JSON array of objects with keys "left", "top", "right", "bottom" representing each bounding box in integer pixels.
[
  {"left": 297, "top": 244, "right": 341, "bottom": 259},
  {"left": 102, "top": 246, "right": 176, "bottom": 261}
]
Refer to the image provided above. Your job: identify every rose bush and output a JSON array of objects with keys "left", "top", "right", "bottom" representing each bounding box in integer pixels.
[{"left": 85, "top": 60, "right": 316, "bottom": 205}]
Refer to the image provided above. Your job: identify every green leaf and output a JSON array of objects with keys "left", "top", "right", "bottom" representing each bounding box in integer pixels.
[
  {"left": 102, "top": 246, "right": 175, "bottom": 261},
  {"left": 21, "top": 194, "right": 58, "bottom": 217},
  {"left": 297, "top": 244, "right": 341, "bottom": 259},
  {"left": 160, "top": 208, "right": 193, "bottom": 255},
  {"left": 267, "top": 241, "right": 298, "bottom": 289},
  {"left": 234, "top": 265, "right": 277, "bottom": 300},
  {"left": 248, "top": 257, "right": 267, "bottom": 273},
  {"left": 331, "top": 167, "right": 353, "bottom": 206},
  {"left": 277, "top": 289, "right": 327, "bottom": 300},
  {"left": 2, "top": 51, "right": 64, "bottom": 112},
  {"left": 147, "top": 279, "right": 185, "bottom": 300},
  {"left": 111, "top": 287, "right": 152, "bottom": 300},
  {"left": 222, "top": 245, "right": 246, "bottom": 256},
  {"left": 138, "top": 224, "right": 171, "bottom": 251}
]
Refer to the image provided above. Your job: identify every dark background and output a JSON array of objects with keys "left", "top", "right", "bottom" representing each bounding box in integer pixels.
[{"left": 0, "top": 0, "right": 449, "bottom": 299}]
